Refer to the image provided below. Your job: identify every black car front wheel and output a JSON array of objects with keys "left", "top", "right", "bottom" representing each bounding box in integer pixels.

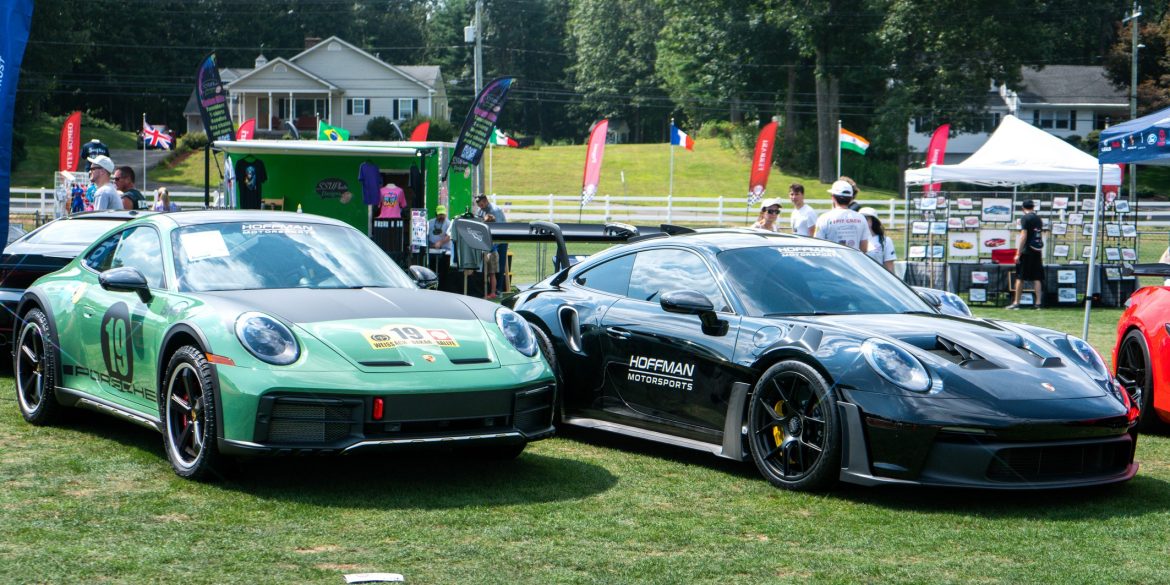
[
  {"left": 162, "top": 345, "right": 222, "bottom": 480},
  {"left": 14, "top": 308, "right": 61, "bottom": 425},
  {"left": 1116, "top": 329, "right": 1161, "bottom": 431},
  {"left": 747, "top": 360, "right": 841, "bottom": 491}
]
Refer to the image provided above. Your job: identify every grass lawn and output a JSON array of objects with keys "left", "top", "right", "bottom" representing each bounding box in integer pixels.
[
  {"left": 11, "top": 118, "right": 136, "bottom": 188},
  {"left": 0, "top": 304, "right": 1164, "bottom": 584}
]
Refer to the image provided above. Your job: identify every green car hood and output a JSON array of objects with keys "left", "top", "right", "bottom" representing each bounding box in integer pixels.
[{"left": 201, "top": 288, "right": 504, "bottom": 372}]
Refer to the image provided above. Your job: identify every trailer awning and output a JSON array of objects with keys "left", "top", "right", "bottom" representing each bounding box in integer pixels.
[{"left": 213, "top": 140, "right": 450, "bottom": 157}]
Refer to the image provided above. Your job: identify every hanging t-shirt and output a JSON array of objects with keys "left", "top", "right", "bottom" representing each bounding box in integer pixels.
[
  {"left": 80, "top": 141, "right": 109, "bottom": 170},
  {"left": 235, "top": 158, "right": 268, "bottom": 209},
  {"left": 376, "top": 185, "right": 407, "bottom": 219},
  {"left": 358, "top": 162, "right": 382, "bottom": 205},
  {"left": 814, "top": 207, "right": 870, "bottom": 251}
]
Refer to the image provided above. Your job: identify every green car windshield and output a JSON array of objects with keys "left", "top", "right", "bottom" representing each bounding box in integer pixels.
[{"left": 172, "top": 221, "right": 416, "bottom": 292}]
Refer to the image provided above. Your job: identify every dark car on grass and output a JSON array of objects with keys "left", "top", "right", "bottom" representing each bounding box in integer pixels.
[
  {"left": 0, "top": 211, "right": 149, "bottom": 348},
  {"left": 507, "top": 228, "right": 1138, "bottom": 491}
]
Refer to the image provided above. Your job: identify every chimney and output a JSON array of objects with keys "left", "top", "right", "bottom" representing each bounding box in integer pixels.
[
  {"left": 255, "top": 54, "right": 268, "bottom": 69},
  {"left": 305, "top": 36, "right": 322, "bottom": 49}
]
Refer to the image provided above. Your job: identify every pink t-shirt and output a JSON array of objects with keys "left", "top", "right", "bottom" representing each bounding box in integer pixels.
[{"left": 376, "top": 185, "right": 407, "bottom": 219}]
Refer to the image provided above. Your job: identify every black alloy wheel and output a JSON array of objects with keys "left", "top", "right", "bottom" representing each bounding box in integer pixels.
[
  {"left": 747, "top": 360, "right": 840, "bottom": 491},
  {"left": 1116, "top": 329, "right": 1160, "bottom": 431},
  {"left": 162, "top": 345, "right": 221, "bottom": 479},
  {"left": 14, "top": 309, "right": 61, "bottom": 425}
]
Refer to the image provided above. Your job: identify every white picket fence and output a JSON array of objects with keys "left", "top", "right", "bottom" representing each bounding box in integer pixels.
[{"left": 13, "top": 187, "right": 1170, "bottom": 230}]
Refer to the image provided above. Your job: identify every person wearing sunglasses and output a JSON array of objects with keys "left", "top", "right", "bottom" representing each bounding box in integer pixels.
[
  {"left": 113, "top": 166, "right": 146, "bottom": 210},
  {"left": 86, "top": 155, "right": 121, "bottom": 211},
  {"left": 752, "top": 198, "right": 783, "bottom": 232}
]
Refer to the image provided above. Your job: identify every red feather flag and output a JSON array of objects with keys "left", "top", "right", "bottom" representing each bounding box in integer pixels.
[
  {"left": 747, "top": 120, "right": 778, "bottom": 205},
  {"left": 925, "top": 124, "right": 950, "bottom": 195},
  {"left": 59, "top": 111, "right": 82, "bottom": 171},
  {"left": 581, "top": 119, "right": 609, "bottom": 206},
  {"left": 409, "top": 121, "right": 430, "bottom": 142}
]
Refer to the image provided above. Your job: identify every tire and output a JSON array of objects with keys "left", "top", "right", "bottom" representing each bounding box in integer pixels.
[
  {"left": 161, "top": 345, "right": 222, "bottom": 480},
  {"left": 747, "top": 360, "right": 841, "bottom": 491},
  {"left": 14, "top": 308, "right": 61, "bottom": 425},
  {"left": 530, "top": 323, "right": 564, "bottom": 424},
  {"left": 1116, "top": 329, "right": 1162, "bottom": 432}
]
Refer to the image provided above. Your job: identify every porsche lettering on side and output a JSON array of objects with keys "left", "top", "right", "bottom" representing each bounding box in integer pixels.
[
  {"left": 507, "top": 229, "right": 1138, "bottom": 491},
  {"left": 14, "top": 211, "right": 555, "bottom": 480}
]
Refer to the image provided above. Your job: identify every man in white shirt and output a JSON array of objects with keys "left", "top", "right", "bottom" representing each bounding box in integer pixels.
[
  {"left": 788, "top": 182, "right": 817, "bottom": 236},
  {"left": 87, "top": 155, "right": 122, "bottom": 211},
  {"left": 814, "top": 180, "right": 869, "bottom": 253}
]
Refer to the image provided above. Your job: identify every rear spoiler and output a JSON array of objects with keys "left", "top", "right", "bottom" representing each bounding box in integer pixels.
[{"left": 1126, "top": 263, "right": 1170, "bottom": 277}]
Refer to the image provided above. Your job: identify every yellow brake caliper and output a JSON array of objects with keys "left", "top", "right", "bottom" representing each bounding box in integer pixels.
[{"left": 772, "top": 400, "right": 785, "bottom": 446}]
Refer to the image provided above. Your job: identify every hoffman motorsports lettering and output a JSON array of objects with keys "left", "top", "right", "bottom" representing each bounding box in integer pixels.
[{"left": 627, "top": 355, "right": 695, "bottom": 391}]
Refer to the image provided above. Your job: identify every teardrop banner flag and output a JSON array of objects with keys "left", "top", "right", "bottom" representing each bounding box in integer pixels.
[
  {"left": 925, "top": 124, "right": 950, "bottom": 195},
  {"left": 747, "top": 120, "right": 778, "bottom": 205},
  {"left": 443, "top": 77, "right": 516, "bottom": 181},
  {"left": 581, "top": 119, "right": 609, "bottom": 206},
  {"left": 2, "top": 0, "right": 34, "bottom": 249},
  {"left": 236, "top": 118, "right": 256, "bottom": 141},
  {"left": 195, "top": 53, "right": 235, "bottom": 143},
  {"left": 59, "top": 111, "right": 82, "bottom": 171},
  {"left": 409, "top": 121, "right": 430, "bottom": 142}
]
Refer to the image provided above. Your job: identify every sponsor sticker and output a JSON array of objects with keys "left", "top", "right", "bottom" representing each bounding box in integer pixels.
[
  {"left": 364, "top": 326, "right": 459, "bottom": 350},
  {"left": 241, "top": 223, "right": 316, "bottom": 236},
  {"left": 626, "top": 355, "right": 695, "bottom": 392},
  {"left": 777, "top": 247, "right": 839, "bottom": 258}
]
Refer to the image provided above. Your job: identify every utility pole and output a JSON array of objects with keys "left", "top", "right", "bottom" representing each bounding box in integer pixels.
[
  {"left": 473, "top": 0, "right": 485, "bottom": 196},
  {"left": 1124, "top": 1, "right": 1142, "bottom": 201}
]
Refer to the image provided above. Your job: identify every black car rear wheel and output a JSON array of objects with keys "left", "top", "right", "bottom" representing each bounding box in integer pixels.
[
  {"left": 162, "top": 346, "right": 222, "bottom": 480},
  {"left": 747, "top": 360, "right": 840, "bottom": 491},
  {"left": 1117, "top": 329, "right": 1161, "bottom": 431},
  {"left": 14, "top": 309, "right": 61, "bottom": 425}
]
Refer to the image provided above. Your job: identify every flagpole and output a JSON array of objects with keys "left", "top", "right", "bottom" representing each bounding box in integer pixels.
[
  {"left": 669, "top": 118, "right": 675, "bottom": 201},
  {"left": 142, "top": 113, "right": 147, "bottom": 192},
  {"left": 836, "top": 119, "right": 841, "bottom": 178},
  {"left": 489, "top": 140, "right": 494, "bottom": 195}
]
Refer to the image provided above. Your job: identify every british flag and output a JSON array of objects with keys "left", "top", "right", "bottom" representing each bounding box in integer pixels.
[{"left": 142, "top": 120, "right": 173, "bottom": 150}]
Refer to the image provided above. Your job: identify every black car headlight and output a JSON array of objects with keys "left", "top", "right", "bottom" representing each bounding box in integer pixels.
[
  {"left": 235, "top": 312, "right": 300, "bottom": 366},
  {"left": 861, "top": 338, "right": 931, "bottom": 392},
  {"left": 1066, "top": 335, "right": 1109, "bottom": 379},
  {"left": 495, "top": 307, "right": 537, "bottom": 357}
]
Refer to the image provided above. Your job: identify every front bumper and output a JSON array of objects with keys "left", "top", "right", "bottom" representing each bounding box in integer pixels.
[{"left": 837, "top": 401, "right": 1139, "bottom": 489}]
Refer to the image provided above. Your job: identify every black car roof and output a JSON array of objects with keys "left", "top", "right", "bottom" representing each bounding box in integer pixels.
[{"left": 591, "top": 228, "right": 835, "bottom": 259}]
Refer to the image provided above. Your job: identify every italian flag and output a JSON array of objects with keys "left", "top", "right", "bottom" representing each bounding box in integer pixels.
[
  {"left": 840, "top": 128, "right": 869, "bottom": 155},
  {"left": 491, "top": 127, "right": 519, "bottom": 147}
]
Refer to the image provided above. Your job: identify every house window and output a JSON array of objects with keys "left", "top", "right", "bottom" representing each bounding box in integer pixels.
[
  {"left": 392, "top": 98, "right": 419, "bottom": 120},
  {"left": 346, "top": 98, "right": 371, "bottom": 116},
  {"left": 1094, "top": 112, "right": 1113, "bottom": 130},
  {"left": 1033, "top": 110, "right": 1073, "bottom": 130}
]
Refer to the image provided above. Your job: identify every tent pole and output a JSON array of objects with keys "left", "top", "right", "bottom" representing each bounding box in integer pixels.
[{"left": 1082, "top": 165, "right": 1105, "bottom": 339}]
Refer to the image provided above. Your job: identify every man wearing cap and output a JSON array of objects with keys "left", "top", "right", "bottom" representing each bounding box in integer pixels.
[
  {"left": 814, "top": 179, "right": 869, "bottom": 252},
  {"left": 427, "top": 205, "right": 454, "bottom": 292},
  {"left": 788, "top": 183, "right": 817, "bottom": 236},
  {"left": 1007, "top": 199, "right": 1044, "bottom": 309},
  {"left": 87, "top": 155, "right": 121, "bottom": 211}
]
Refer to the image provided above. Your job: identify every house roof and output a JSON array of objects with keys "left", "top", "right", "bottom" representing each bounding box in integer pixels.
[
  {"left": 226, "top": 57, "right": 339, "bottom": 91},
  {"left": 1015, "top": 65, "right": 1127, "bottom": 107},
  {"left": 289, "top": 36, "right": 434, "bottom": 92}
]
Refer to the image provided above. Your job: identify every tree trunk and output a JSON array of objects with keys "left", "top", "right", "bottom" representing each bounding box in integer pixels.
[
  {"left": 815, "top": 50, "right": 835, "bottom": 184},
  {"left": 730, "top": 96, "right": 742, "bottom": 124},
  {"left": 783, "top": 66, "right": 797, "bottom": 142}
]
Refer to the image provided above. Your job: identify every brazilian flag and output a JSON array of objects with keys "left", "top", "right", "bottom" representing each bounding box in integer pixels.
[{"left": 318, "top": 122, "right": 350, "bottom": 141}]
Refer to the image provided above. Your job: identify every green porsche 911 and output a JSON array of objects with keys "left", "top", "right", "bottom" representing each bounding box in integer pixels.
[{"left": 14, "top": 211, "right": 555, "bottom": 479}]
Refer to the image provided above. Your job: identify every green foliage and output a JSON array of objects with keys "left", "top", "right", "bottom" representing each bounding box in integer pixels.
[
  {"left": 364, "top": 116, "right": 401, "bottom": 141},
  {"left": 401, "top": 116, "right": 456, "bottom": 143},
  {"left": 175, "top": 132, "right": 208, "bottom": 153}
]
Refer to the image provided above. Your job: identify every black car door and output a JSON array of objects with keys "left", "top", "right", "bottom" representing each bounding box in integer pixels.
[
  {"left": 558, "top": 252, "right": 635, "bottom": 414},
  {"left": 599, "top": 247, "right": 742, "bottom": 434}
]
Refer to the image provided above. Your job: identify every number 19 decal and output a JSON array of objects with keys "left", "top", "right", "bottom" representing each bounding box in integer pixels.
[{"left": 100, "top": 302, "right": 134, "bottom": 381}]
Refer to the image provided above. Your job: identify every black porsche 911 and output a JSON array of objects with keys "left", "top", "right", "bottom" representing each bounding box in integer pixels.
[{"left": 506, "top": 229, "right": 1139, "bottom": 491}]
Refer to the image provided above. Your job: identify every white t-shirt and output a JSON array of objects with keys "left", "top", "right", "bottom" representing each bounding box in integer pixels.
[
  {"left": 815, "top": 207, "right": 870, "bottom": 250},
  {"left": 865, "top": 232, "right": 896, "bottom": 265},
  {"left": 790, "top": 204, "right": 818, "bottom": 236},
  {"left": 92, "top": 184, "right": 121, "bottom": 211}
]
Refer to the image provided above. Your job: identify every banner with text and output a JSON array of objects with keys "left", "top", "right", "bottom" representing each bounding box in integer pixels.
[
  {"left": 195, "top": 53, "right": 235, "bottom": 143},
  {"left": 1, "top": 0, "right": 34, "bottom": 248},
  {"left": 443, "top": 77, "right": 516, "bottom": 181},
  {"left": 747, "top": 120, "right": 778, "bottom": 205},
  {"left": 581, "top": 119, "right": 609, "bottom": 206},
  {"left": 59, "top": 111, "right": 82, "bottom": 171}
]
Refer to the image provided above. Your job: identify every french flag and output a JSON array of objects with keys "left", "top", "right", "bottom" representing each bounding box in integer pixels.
[{"left": 670, "top": 123, "right": 695, "bottom": 151}]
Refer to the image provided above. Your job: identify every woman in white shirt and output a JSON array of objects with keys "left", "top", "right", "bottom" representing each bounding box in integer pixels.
[
  {"left": 752, "top": 198, "right": 782, "bottom": 232},
  {"left": 859, "top": 207, "right": 895, "bottom": 272}
]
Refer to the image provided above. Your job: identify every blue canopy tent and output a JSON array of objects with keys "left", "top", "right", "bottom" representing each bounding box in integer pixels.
[{"left": 1085, "top": 107, "right": 1170, "bottom": 336}]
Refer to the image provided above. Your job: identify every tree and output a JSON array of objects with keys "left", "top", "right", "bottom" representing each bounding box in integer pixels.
[{"left": 1106, "top": 7, "right": 1170, "bottom": 115}]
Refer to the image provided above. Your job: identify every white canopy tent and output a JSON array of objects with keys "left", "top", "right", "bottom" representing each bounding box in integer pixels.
[{"left": 905, "top": 115, "right": 1122, "bottom": 187}]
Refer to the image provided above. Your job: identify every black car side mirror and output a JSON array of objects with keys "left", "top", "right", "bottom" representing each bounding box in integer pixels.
[
  {"left": 408, "top": 265, "right": 439, "bottom": 290},
  {"left": 661, "top": 290, "right": 728, "bottom": 336},
  {"left": 913, "top": 287, "right": 943, "bottom": 309},
  {"left": 99, "top": 267, "right": 152, "bottom": 303}
]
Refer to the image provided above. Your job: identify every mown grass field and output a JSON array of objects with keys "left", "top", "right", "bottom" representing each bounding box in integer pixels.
[
  {"left": 1, "top": 304, "right": 1166, "bottom": 584},
  {"left": 10, "top": 120, "right": 136, "bottom": 188}
]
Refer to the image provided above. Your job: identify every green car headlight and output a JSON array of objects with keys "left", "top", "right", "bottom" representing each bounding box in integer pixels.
[
  {"left": 861, "top": 338, "right": 931, "bottom": 392},
  {"left": 495, "top": 307, "right": 537, "bottom": 357},
  {"left": 235, "top": 312, "right": 299, "bottom": 366}
]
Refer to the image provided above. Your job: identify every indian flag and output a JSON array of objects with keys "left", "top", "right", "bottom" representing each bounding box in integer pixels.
[{"left": 840, "top": 128, "right": 869, "bottom": 155}]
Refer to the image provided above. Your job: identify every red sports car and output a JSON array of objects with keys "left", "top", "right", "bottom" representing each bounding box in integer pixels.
[
  {"left": 984, "top": 237, "right": 1006, "bottom": 248},
  {"left": 1113, "top": 265, "right": 1170, "bottom": 430}
]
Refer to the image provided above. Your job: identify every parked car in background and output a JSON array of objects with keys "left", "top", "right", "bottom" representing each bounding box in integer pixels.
[
  {"left": 1113, "top": 263, "right": 1170, "bottom": 431},
  {"left": 0, "top": 210, "right": 147, "bottom": 349}
]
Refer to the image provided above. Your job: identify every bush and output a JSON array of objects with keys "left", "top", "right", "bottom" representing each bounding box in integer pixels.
[
  {"left": 365, "top": 116, "right": 399, "bottom": 140},
  {"left": 401, "top": 116, "right": 457, "bottom": 142},
  {"left": 176, "top": 132, "right": 209, "bottom": 153}
]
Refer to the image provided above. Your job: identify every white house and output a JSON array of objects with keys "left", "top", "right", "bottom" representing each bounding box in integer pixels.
[
  {"left": 908, "top": 65, "right": 1128, "bottom": 163},
  {"left": 184, "top": 36, "right": 449, "bottom": 136}
]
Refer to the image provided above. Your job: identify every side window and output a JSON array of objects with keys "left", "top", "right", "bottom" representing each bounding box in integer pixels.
[
  {"left": 84, "top": 232, "right": 123, "bottom": 273},
  {"left": 573, "top": 253, "right": 634, "bottom": 297},
  {"left": 112, "top": 227, "right": 166, "bottom": 288},
  {"left": 628, "top": 248, "right": 728, "bottom": 311}
]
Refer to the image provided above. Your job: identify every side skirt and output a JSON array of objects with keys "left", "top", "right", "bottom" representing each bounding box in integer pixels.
[
  {"left": 55, "top": 386, "right": 162, "bottom": 433},
  {"left": 563, "top": 416, "right": 725, "bottom": 457}
]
